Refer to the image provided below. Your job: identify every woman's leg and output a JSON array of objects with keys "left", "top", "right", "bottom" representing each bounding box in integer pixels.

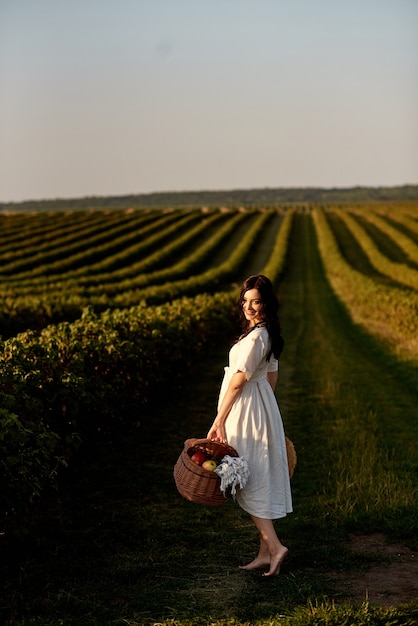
[
  {"left": 239, "top": 535, "right": 270, "bottom": 571},
  {"left": 240, "top": 515, "right": 288, "bottom": 576}
]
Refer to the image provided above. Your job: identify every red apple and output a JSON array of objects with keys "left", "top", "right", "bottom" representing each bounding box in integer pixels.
[
  {"left": 202, "top": 459, "right": 217, "bottom": 471},
  {"left": 190, "top": 451, "right": 206, "bottom": 465}
]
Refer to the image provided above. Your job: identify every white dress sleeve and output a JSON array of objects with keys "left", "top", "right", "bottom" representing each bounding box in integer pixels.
[
  {"left": 235, "top": 332, "right": 269, "bottom": 381},
  {"left": 267, "top": 356, "right": 279, "bottom": 372}
]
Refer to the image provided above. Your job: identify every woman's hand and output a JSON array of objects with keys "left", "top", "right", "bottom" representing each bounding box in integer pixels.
[{"left": 207, "top": 421, "right": 227, "bottom": 443}]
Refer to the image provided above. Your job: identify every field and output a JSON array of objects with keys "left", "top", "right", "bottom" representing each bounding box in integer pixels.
[{"left": 0, "top": 201, "right": 417, "bottom": 625}]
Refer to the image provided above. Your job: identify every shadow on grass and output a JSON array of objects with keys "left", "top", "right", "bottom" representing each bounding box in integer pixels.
[{"left": 0, "top": 340, "right": 362, "bottom": 626}]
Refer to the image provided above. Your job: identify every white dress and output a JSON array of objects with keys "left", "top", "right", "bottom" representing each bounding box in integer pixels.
[{"left": 218, "top": 326, "right": 293, "bottom": 520}]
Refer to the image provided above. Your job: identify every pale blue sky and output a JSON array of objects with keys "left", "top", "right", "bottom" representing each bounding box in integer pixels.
[{"left": 1, "top": 0, "right": 417, "bottom": 202}]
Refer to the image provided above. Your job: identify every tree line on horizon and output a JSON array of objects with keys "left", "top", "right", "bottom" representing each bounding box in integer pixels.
[{"left": 1, "top": 184, "right": 418, "bottom": 212}]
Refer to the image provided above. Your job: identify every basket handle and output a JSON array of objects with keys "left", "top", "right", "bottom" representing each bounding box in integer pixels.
[
  {"left": 185, "top": 437, "right": 221, "bottom": 449},
  {"left": 185, "top": 437, "right": 239, "bottom": 458}
]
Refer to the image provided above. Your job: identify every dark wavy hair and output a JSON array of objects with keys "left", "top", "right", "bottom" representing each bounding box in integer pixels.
[{"left": 238, "top": 274, "right": 284, "bottom": 361}]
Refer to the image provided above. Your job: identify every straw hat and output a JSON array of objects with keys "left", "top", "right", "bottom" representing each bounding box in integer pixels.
[{"left": 286, "top": 436, "right": 297, "bottom": 478}]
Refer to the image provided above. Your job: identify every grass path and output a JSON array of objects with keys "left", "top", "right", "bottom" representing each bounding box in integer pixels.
[
  {"left": 279, "top": 213, "right": 417, "bottom": 463},
  {"left": 2, "top": 214, "right": 417, "bottom": 625},
  {"left": 278, "top": 215, "right": 417, "bottom": 529}
]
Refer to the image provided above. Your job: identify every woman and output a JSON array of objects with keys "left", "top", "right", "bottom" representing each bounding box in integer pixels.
[{"left": 207, "top": 274, "right": 292, "bottom": 577}]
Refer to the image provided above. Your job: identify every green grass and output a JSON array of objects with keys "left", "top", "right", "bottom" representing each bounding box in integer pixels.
[
  {"left": 1, "top": 213, "right": 417, "bottom": 625},
  {"left": 325, "top": 212, "right": 384, "bottom": 279},
  {"left": 279, "top": 214, "right": 418, "bottom": 533},
  {"left": 353, "top": 213, "right": 418, "bottom": 268}
]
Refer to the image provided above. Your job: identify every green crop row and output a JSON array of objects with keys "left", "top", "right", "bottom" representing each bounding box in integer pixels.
[
  {"left": 0, "top": 210, "right": 198, "bottom": 279},
  {"left": 313, "top": 207, "right": 418, "bottom": 363},
  {"left": 0, "top": 209, "right": 147, "bottom": 260},
  {"left": 111, "top": 208, "right": 275, "bottom": 305},
  {"left": 0, "top": 209, "right": 160, "bottom": 274},
  {"left": 0, "top": 292, "right": 236, "bottom": 535},
  {"left": 262, "top": 208, "right": 294, "bottom": 284},
  {"left": 0, "top": 208, "right": 102, "bottom": 242},
  {"left": 333, "top": 209, "right": 418, "bottom": 290},
  {"left": 0, "top": 206, "right": 295, "bottom": 535},
  {"left": 349, "top": 207, "right": 418, "bottom": 265},
  {"left": 0, "top": 210, "right": 276, "bottom": 335},
  {"left": 4, "top": 210, "right": 240, "bottom": 294}
]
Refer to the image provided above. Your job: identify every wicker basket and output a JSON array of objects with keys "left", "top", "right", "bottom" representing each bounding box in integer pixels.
[{"left": 173, "top": 438, "right": 239, "bottom": 507}]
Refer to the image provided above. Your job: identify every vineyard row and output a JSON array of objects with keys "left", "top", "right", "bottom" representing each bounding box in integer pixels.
[
  {"left": 313, "top": 207, "right": 418, "bottom": 363},
  {"left": 0, "top": 210, "right": 293, "bottom": 535},
  {"left": 1, "top": 205, "right": 417, "bottom": 336},
  {"left": 1, "top": 202, "right": 417, "bottom": 535},
  {"left": 0, "top": 210, "right": 283, "bottom": 335},
  {"left": 331, "top": 209, "right": 418, "bottom": 290}
]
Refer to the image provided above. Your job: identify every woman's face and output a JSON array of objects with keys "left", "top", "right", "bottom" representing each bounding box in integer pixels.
[{"left": 242, "top": 288, "right": 263, "bottom": 326}]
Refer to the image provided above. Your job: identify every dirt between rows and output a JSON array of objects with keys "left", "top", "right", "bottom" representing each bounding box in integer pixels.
[{"left": 331, "top": 533, "right": 417, "bottom": 608}]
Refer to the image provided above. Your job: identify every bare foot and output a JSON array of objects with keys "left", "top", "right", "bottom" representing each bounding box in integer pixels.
[
  {"left": 262, "top": 546, "right": 288, "bottom": 577},
  {"left": 239, "top": 556, "right": 270, "bottom": 571}
]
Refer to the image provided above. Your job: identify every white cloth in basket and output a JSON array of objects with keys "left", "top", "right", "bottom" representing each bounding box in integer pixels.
[{"left": 214, "top": 455, "right": 250, "bottom": 498}]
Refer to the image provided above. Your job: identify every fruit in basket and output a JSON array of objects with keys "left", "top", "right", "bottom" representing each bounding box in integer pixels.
[
  {"left": 202, "top": 459, "right": 217, "bottom": 471},
  {"left": 190, "top": 451, "right": 206, "bottom": 465}
]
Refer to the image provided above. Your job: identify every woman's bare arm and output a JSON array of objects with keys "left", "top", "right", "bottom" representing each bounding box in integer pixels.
[
  {"left": 267, "top": 370, "right": 278, "bottom": 391},
  {"left": 207, "top": 371, "right": 246, "bottom": 442}
]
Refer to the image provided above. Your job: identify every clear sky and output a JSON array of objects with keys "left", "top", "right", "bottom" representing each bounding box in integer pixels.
[{"left": 1, "top": 0, "right": 417, "bottom": 202}]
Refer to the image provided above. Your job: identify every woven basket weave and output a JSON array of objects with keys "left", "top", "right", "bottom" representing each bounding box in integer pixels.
[
  {"left": 173, "top": 438, "right": 239, "bottom": 507},
  {"left": 174, "top": 436, "right": 297, "bottom": 507}
]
